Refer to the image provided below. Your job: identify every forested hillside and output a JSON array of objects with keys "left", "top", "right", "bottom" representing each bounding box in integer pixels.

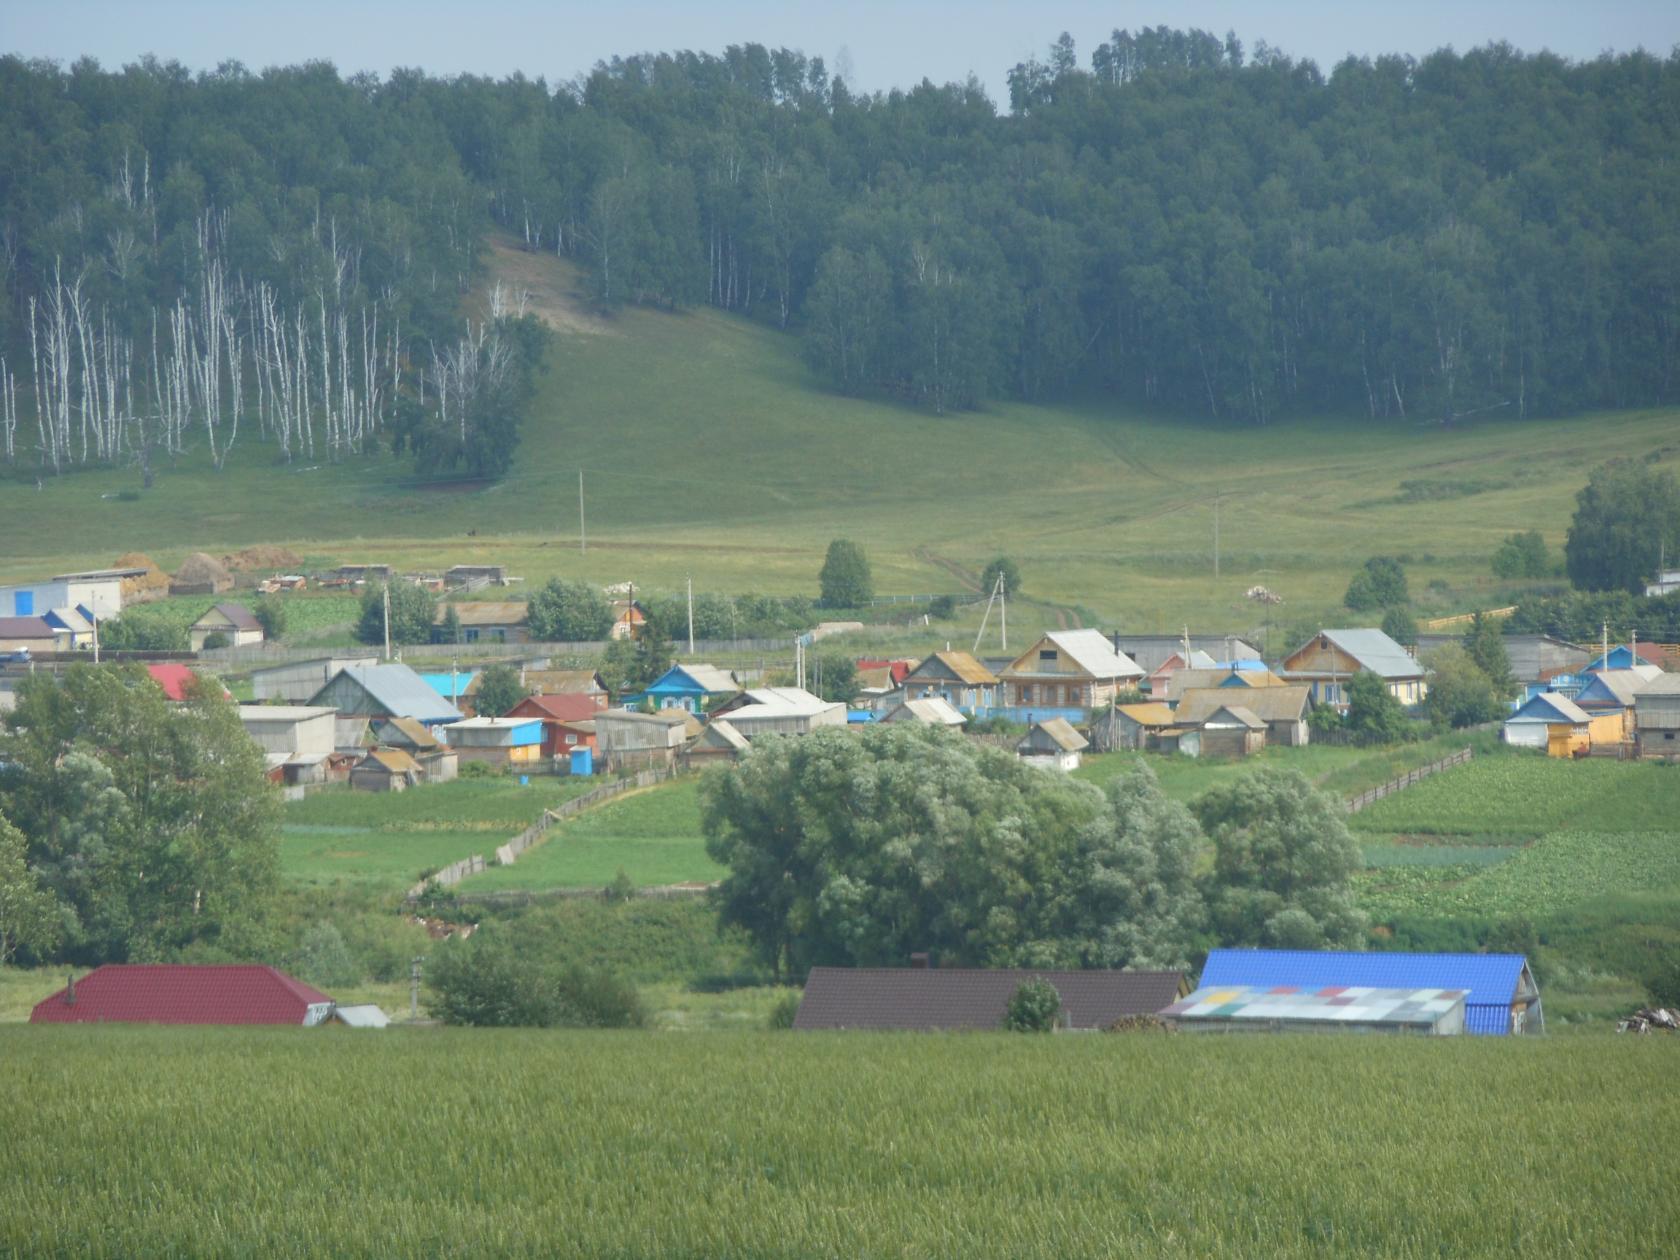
[{"left": 3, "top": 27, "right": 1678, "bottom": 481}]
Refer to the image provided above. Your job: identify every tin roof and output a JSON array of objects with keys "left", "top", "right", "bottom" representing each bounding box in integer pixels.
[
  {"left": 373, "top": 715, "right": 443, "bottom": 750},
  {"left": 324, "top": 664, "right": 463, "bottom": 723},
  {"left": 881, "top": 697, "right": 967, "bottom": 726},
  {"left": 1005, "top": 630, "right": 1143, "bottom": 680},
  {"left": 1162, "top": 985, "right": 1467, "bottom": 1029},
  {"left": 1199, "top": 949, "right": 1531, "bottom": 1035},
  {"left": 907, "top": 650, "right": 999, "bottom": 686},
  {"left": 509, "top": 692, "right": 603, "bottom": 723},
  {"left": 30, "top": 965, "right": 331, "bottom": 1025},
  {"left": 1176, "top": 685, "right": 1310, "bottom": 725},
  {"left": 1022, "top": 716, "right": 1089, "bottom": 752},
  {"left": 360, "top": 747, "right": 421, "bottom": 775},
  {"left": 1289, "top": 629, "right": 1425, "bottom": 679},
  {"left": 328, "top": 1004, "right": 391, "bottom": 1028},
  {"left": 793, "top": 967, "right": 1187, "bottom": 1031},
  {"left": 1114, "top": 702, "right": 1177, "bottom": 726},
  {"left": 1507, "top": 692, "right": 1591, "bottom": 724}
]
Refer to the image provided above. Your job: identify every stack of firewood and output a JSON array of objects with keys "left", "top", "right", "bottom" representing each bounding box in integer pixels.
[{"left": 1616, "top": 1007, "right": 1679, "bottom": 1033}]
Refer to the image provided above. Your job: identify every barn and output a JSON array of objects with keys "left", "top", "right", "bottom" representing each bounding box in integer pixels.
[
  {"left": 30, "top": 965, "right": 334, "bottom": 1026},
  {"left": 793, "top": 966, "right": 1189, "bottom": 1031}
]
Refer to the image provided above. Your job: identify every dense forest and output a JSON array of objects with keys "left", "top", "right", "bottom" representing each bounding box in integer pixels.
[{"left": 2, "top": 27, "right": 1678, "bottom": 479}]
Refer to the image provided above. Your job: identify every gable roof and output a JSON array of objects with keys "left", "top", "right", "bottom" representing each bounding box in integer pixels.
[
  {"left": 793, "top": 967, "right": 1188, "bottom": 1031},
  {"left": 359, "top": 747, "right": 421, "bottom": 775},
  {"left": 0, "top": 616, "right": 58, "bottom": 640},
  {"left": 1113, "top": 635, "right": 1262, "bottom": 675},
  {"left": 907, "top": 650, "right": 999, "bottom": 686},
  {"left": 319, "top": 664, "right": 463, "bottom": 723},
  {"left": 30, "top": 965, "right": 332, "bottom": 1026},
  {"left": 1203, "top": 704, "right": 1265, "bottom": 729},
  {"left": 1113, "top": 702, "right": 1177, "bottom": 727},
  {"left": 195, "top": 602, "right": 262, "bottom": 631},
  {"left": 1024, "top": 716, "right": 1088, "bottom": 752},
  {"left": 520, "top": 669, "right": 607, "bottom": 695},
  {"left": 45, "top": 606, "right": 94, "bottom": 635},
  {"left": 1287, "top": 629, "right": 1425, "bottom": 679},
  {"left": 509, "top": 692, "right": 603, "bottom": 723},
  {"left": 648, "top": 663, "right": 738, "bottom": 694},
  {"left": 1635, "top": 673, "right": 1680, "bottom": 697},
  {"left": 1199, "top": 949, "right": 1532, "bottom": 1035},
  {"left": 1035, "top": 629, "right": 1142, "bottom": 679},
  {"left": 373, "top": 715, "right": 442, "bottom": 750},
  {"left": 691, "top": 718, "right": 750, "bottom": 751},
  {"left": 881, "top": 697, "right": 967, "bottom": 726},
  {"left": 1575, "top": 669, "right": 1644, "bottom": 707},
  {"left": 1176, "top": 685, "right": 1310, "bottom": 725},
  {"left": 146, "top": 663, "right": 202, "bottom": 701},
  {"left": 1508, "top": 692, "right": 1592, "bottom": 724}
]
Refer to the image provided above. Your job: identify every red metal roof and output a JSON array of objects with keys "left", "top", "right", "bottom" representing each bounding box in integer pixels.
[
  {"left": 145, "top": 663, "right": 199, "bottom": 701},
  {"left": 30, "top": 965, "right": 333, "bottom": 1026},
  {"left": 508, "top": 692, "right": 603, "bottom": 723}
]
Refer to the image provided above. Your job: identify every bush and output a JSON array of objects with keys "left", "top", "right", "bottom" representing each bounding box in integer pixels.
[
  {"left": 458, "top": 760, "right": 499, "bottom": 780},
  {"left": 254, "top": 596, "right": 286, "bottom": 641},
  {"left": 604, "top": 868, "right": 636, "bottom": 903},
  {"left": 292, "top": 921, "right": 360, "bottom": 988},
  {"left": 818, "top": 539, "right": 872, "bottom": 608},
  {"left": 1492, "top": 530, "right": 1550, "bottom": 580},
  {"left": 1344, "top": 556, "right": 1409, "bottom": 611},
  {"left": 1003, "top": 978, "right": 1061, "bottom": 1033},
  {"left": 928, "top": 594, "right": 957, "bottom": 620},
  {"left": 200, "top": 630, "right": 230, "bottom": 650},
  {"left": 426, "top": 927, "right": 644, "bottom": 1028},
  {"left": 767, "top": 991, "right": 801, "bottom": 1029}
]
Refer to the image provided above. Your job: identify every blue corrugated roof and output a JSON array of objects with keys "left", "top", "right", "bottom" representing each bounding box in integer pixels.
[{"left": 1200, "top": 949, "right": 1527, "bottom": 1035}]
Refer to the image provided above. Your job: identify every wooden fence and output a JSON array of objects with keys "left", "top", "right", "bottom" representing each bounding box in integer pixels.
[
  {"left": 405, "top": 767, "right": 675, "bottom": 900},
  {"left": 1345, "top": 747, "right": 1473, "bottom": 814}
]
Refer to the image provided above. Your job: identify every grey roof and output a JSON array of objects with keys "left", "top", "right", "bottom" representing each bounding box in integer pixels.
[
  {"left": 320, "top": 664, "right": 463, "bottom": 723},
  {"left": 1005, "top": 630, "right": 1143, "bottom": 680},
  {"left": 1579, "top": 670, "right": 1645, "bottom": 706},
  {"left": 1635, "top": 674, "right": 1680, "bottom": 697},
  {"left": 1417, "top": 633, "right": 1588, "bottom": 684},
  {"left": 328, "top": 1004, "right": 390, "bottom": 1028},
  {"left": 793, "top": 967, "right": 1187, "bottom": 1031},
  {"left": 880, "top": 697, "right": 967, "bottom": 726},
  {"left": 1112, "top": 635, "right": 1261, "bottom": 674},
  {"left": 1508, "top": 693, "right": 1592, "bottom": 724},
  {"left": 677, "top": 664, "right": 740, "bottom": 692},
  {"left": 1202, "top": 704, "right": 1266, "bottom": 730},
  {"left": 1301, "top": 629, "right": 1425, "bottom": 680},
  {"left": 1020, "top": 717, "right": 1089, "bottom": 753},
  {"left": 691, "top": 719, "right": 749, "bottom": 751}
]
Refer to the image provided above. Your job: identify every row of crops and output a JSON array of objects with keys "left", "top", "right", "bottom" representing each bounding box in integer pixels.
[{"left": 4, "top": 1027, "right": 1675, "bottom": 1256}]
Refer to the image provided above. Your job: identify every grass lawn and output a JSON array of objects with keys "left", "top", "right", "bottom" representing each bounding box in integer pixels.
[
  {"left": 3, "top": 1028, "right": 1675, "bottom": 1256},
  {"left": 7, "top": 239, "right": 1678, "bottom": 634},
  {"left": 457, "top": 777, "right": 722, "bottom": 891},
  {"left": 280, "top": 777, "right": 596, "bottom": 892}
]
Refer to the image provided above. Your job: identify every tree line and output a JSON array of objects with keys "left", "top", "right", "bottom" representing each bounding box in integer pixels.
[{"left": 4, "top": 28, "right": 1678, "bottom": 471}]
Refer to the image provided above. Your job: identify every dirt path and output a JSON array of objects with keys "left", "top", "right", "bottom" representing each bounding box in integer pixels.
[{"left": 483, "top": 235, "right": 617, "bottom": 337}]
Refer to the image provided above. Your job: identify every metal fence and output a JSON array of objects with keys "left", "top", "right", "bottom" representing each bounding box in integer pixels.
[{"left": 1345, "top": 748, "right": 1473, "bottom": 814}]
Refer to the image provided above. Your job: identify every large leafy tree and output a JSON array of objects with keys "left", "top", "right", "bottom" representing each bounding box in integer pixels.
[
  {"left": 1193, "top": 768, "right": 1367, "bottom": 951},
  {"left": 1421, "top": 644, "right": 1504, "bottom": 729},
  {"left": 1343, "top": 669, "right": 1412, "bottom": 744},
  {"left": 1565, "top": 461, "right": 1680, "bottom": 593},
  {"left": 1343, "top": 556, "right": 1409, "bottom": 611},
  {"left": 355, "top": 580, "right": 437, "bottom": 647},
  {"left": 0, "top": 812, "right": 60, "bottom": 965},
  {"left": 818, "top": 539, "right": 872, "bottom": 608},
  {"left": 473, "top": 664, "right": 529, "bottom": 718},
  {"left": 0, "top": 665, "right": 280, "bottom": 963},
  {"left": 527, "top": 578, "right": 613, "bottom": 642}
]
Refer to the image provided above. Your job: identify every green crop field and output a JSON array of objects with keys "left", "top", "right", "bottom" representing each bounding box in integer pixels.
[
  {"left": 2, "top": 1027, "right": 1676, "bottom": 1257},
  {"left": 7, "top": 241, "right": 1678, "bottom": 632},
  {"left": 280, "top": 778, "right": 595, "bottom": 891},
  {"left": 457, "top": 777, "right": 722, "bottom": 891}
]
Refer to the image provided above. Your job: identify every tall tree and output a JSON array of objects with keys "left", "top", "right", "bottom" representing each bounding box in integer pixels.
[
  {"left": 1462, "top": 612, "right": 1517, "bottom": 698},
  {"left": 818, "top": 539, "right": 872, "bottom": 608},
  {"left": 473, "top": 664, "right": 529, "bottom": 718},
  {"left": 1565, "top": 461, "right": 1680, "bottom": 593},
  {"left": 526, "top": 578, "right": 612, "bottom": 641}
]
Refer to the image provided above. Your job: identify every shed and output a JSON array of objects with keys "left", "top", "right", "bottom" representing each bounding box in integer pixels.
[
  {"left": 1194, "top": 704, "right": 1266, "bottom": 758},
  {"left": 1176, "top": 685, "right": 1311, "bottom": 747},
  {"left": 1634, "top": 673, "right": 1680, "bottom": 761},
  {"left": 325, "top": 1003, "right": 390, "bottom": 1028},
  {"left": 1089, "top": 701, "right": 1177, "bottom": 751},
  {"left": 370, "top": 716, "right": 458, "bottom": 782},
  {"left": 191, "top": 602, "right": 265, "bottom": 650},
  {"left": 685, "top": 718, "right": 750, "bottom": 765},
  {"left": 593, "top": 708, "right": 693, "bottom": 772},
  {"left": 349, "top": 747, "right": 423, "bottom": 792},
  {"left": 30, "top": 965, "right": 333, "bottom": 1026},
  {"left": 309, "top": 663, "right": 463, "bottom": 725},
  {"left": 880, "top": 696, "right": 967, "bottom": 727},
  {"left": 239, "top": 705, "right": 337, "bottom": 784},
  {"left": 793, "top": 966, "right": 1189, "bottom": 1031},
  {"left": 1016, "top": 717, "right": 1088, "bottom": 772},
  {"left": 1161, "top": 985, "right": 1468, "bottom": 1035},
  {"left": 1503, "top": 692, "right": 1593, "bottom": 751},
  {"left": 443, "top": 716, "right": 544, "bottom": 768},
  {"left": 1198, "top": 949, "right": 1543, "bottom": 1035}
]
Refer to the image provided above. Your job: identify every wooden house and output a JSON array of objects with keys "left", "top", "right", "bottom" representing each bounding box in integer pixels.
[
  {"left": 505, "top": 693, "right": 604, "bottom": 758},
  {"left": 1279, "top": 629, "right": 1427, "bottom": 708},
  {"left": 901, "top": 651, "right": 999, "bottom": 714},
  {"left": 1634, "top": 674, "right": 1680, "bottom": 761},
  {"left": 1161, "top": 665, "right": 1284, "bottom": 702},
  {"left": 1090, "top": 701, "right": 1177, "bottom": 751},
  {"left": 1016, "top": 718, "right": 1088, "bottom": 772},
  {"left": 350, "top": 747, "right": 423, "bottom": 792},
  {"left": 1175, "top": 685, "right": 1311, "bottom": 747},
  {"left": 997, "top": 630, "right": 1144, "bottom": 721},
  {"left": 594, "top": 708, "right": 693, "bottom": 772},
  {"left": 309, "top": 664, "right": 463, "bottom": 726},
  {"left": 191, "top": 603, "right": 264, "bottom": 650},
  {"left": 1193, "top": 704, "right": 1266, "bottom": 758},
  {"left": 369, "top": 716, "right": 458, "bottom": 782},
  {"left": 0, "top": 616, "right": 68, "bottom": 653},
  {"left": 609, "top": 599, "right": 648, "bottom": 641},
  {"left": 442, "top": 717, "right": 544, "bottom": 770},
  {"left": 434, "top": 600, "right": 530, "bottom": 645},
  {"left": 684, "top": 718, "right": 750, "bottom": 766},
  {"left": 879, "top": 696, "right": 967, "bottom": 727},
  {"left": 1572, "top": 669, "right": 1643, "bottom": 742},
  {"left": 636, "top": 663, "right": 741, "bottom": 713}
]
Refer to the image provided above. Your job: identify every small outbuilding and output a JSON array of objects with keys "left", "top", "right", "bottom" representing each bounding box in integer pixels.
[
  {"left": 593, "top": 707, "right": 693, "bottom": 772},
  {"left": 684, "top": 718, "right": 750, "bottom": 765},
  {"left": 1191, "top": 703, "right": 1267, "bottom": 758},
  {"left": 879, "top": 696, "right": 967, "bottom": 728},
  {"left": 30, "top": 965, "right": 334, "bottom": 1026},
  {"left": 1016, "top": 717, "right": 1089, "bottom": 771},
  {"left": 1634, "top": 673, "right": 1680, "bottom": 761},
  {"left": 349, "top": 747, "right": 423, "bottom": 792},
  {"left": 443, "top": 716, "right": 544, "bottom": 769},
  {"left": 1088, "top": 701, "right": 1178, "bottom": 751},
  {"left": 1503, "top": 692, "right": 1594, "bottom": 752},
  {"left": 190, "top": 602, "right": 264, "bottom": 650}
]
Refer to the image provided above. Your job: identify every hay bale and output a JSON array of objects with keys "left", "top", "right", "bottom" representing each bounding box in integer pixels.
[
  {"left": 114, "top": 552, "right": 171, "bottom": 604},
  {"left": 222, "top": 545, "right": 303, "bottom": 572},
  {"left": 170, "top": 551, "right": 233, "bottom": 596}
]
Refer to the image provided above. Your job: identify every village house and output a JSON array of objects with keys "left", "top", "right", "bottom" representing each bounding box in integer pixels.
[
  {"left": 31, "top": 965, "right": 337, "bottom": 1026},
  {"left": 879, "top": 696, "right": 967, "bottom": 728},
  {"left": 709, "top": 687, "right": 847, "bottom": 740},
  {"left": 1197, "top": 949, "right": 1543, "bottom": 1035},
  {"left": 1279, "top": 628, "right": 1428, "bottom": 708},
  {"left": 1501, "top": 692, "right": 1599, "bottom": 755},
  {"left": 1571, "top": 669, "right": 1644, "bottom": 743},
  {"left": 1175, "top": 684, "right": 1311, "bottom": 747},
  {"left": 239, "top": 705, "right": 337, "bottom": 786},
  {"left": 369, "top": 716, "right": 458, "bottom": 782},
  {"left": 901, "top": 650, "right": 1000, "bottom": 715},
  {"left": 1110, "top": 634, "right": 1261, "bottom": 677},
  {"left": 0, "top": 616, "right": 69, "bottom": 653},
  {"left": 1016, "top": 717, "right": 1089, "bottom": 771},
  {"left": 593, "top": 708, "right": 693, "bottom": 772},
  {"left": 1633, "top": 673, "right": 1680, "bottom": 760},
  {"left": 793, "top": 966, "right": 1189, "bottom": 1032},
  {"left": 609, "top": 599, "right": 648, "bottom": 640},
  {"left": 996, "top": 629, "right": 1144, "bottom": 722},
  {"left": 1089, "top": 701, "right": 1178, "bottom": 751},
  {"left": 42, "top": 606, "right": 96, "bottom": 649},
  {"left": 634, "top": 663, "right": 741, "bottom": 713},
  {"left": 442, "top": 717, "right": 545, "bottom": 771},
  {"left": 146, "top": 663, "right": 229, "bottom": 702},
  {"left": 349, "top": 747, "right": 424, "bottom": 792},
  {"left": 190, "top": 603, "right": 264, "bottom": 651},
  {"left": 684, "top": 717, "right": 750, "bottom": 766},
  {"left": 1585, "top": 642, "right": 1668, "bottom": 676},
  {"left": 0, "top": 568, "right": 131, "bottom": 620},
  {"left": 1160, "top": 665, "right": 1283, "bottom": 702},
  {"left": 506, "top": 692, "right": 603, "bottom": 759},
  {"left": 309, "top": 663, "right": 464, "bottom": 726},
  {"left": 1144, "top": 648, "right": 1218, "bottom": 695},
  {"left": 250, "top": 655, "right": 380, "bottom": 703},
  {"left": 434, "top": 600, "right": 530, "bottom": 645}
]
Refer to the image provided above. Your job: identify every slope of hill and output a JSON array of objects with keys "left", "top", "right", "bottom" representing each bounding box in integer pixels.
[{"left": 6, "top": 241, "right": 1677, "bottom": 631}]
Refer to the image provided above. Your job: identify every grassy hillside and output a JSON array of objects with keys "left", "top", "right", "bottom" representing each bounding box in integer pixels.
[
  {"left": 6, "top": 238, "right": 1679, "bottom": 632},
  {"left": 4, "top": 1028, "right": 1675, "bottom": 1257}
]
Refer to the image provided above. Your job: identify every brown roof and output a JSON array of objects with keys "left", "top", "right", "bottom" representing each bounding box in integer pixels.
[
  {"left": 1175, "top": 685, "right": 1310, "bottom": 725},
  {"left": 1203, "top": 704, "right": 1266, "bottom": 730},
  {"left": 375, "top": 716, "right": 441, "bottom": 750},
  {"left": 520, "top": 669, "right": 606, "bottom": 695},
  {"left": 509, "top": 692, "right": 602, "bottom": 723},
  {"left": 359, "top": 748, "right": 420, "bottom": 775},
  {"left": 1024, "top": 716, "right": 1088, "bottom": 753},
  {"left": 793, "top": 967, "right": 1188, "bottom": 1031},
  {"left": 926, "top": 650, "right": 999, "bottom": 685},
  {"left": 434, "top": 600, "right": 528, "bottom": 627},
  {"left": 1113, "top": 702, "right": 1177, "bottom": 727},
  {"left": 196, "top": 602, "right": 262, "bottom": 632}
]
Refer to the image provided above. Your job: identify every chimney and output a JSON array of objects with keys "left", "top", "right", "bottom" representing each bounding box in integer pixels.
[
  {"left": 909, "top": 952, "right": 930, "bottom": 970},
  {"left": 65, "top": 973, "right": 75, "bottom": 1006}
]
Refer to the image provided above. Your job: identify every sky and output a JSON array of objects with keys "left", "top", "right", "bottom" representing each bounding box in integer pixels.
[{"left": 8, "top": 1, "right": 1680, "bottom": 102}]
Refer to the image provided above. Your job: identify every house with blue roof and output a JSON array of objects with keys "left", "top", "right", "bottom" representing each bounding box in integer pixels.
[
  {"left": 1197, "top": 949, "right": 1543, "bottom": 1035},
  {"left": 628, "top": 664, "right": 740, "bottom": 714},
  {"left": 1502, "top": 691, "right": 1593, "bottom": 752}
]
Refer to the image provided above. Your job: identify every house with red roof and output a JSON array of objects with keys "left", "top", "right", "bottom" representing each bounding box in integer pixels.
[
  {"left": 507, "top": 691, "right": 603, "bottom": 759},
  {"left": 145, "top": 662, "right": 230, "bottom": 702},
  {"left": 30, "top": 965, "right": 336, "bottom": 1026}
]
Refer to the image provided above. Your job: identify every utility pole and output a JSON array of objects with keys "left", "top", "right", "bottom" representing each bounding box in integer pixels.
[
  {"left": 91, "top": 609, "right": 99, "bottom": 665},
  {"left": 382, "top": 581, "right": 392, "bottom": 661},
  {"left": 1000, "top": 577, "right": 1007, "bottom": 653},
  {"left": 1213, "top": 490, "right": 1221, "bottom": 580},
  {"left": 578, "top": 468, "right": 586, "bottom": 555},
  {"left": 686, "top": 575, "right": 695, "bottom": 656},
  {"left": 409, "top": 956, "right": 422, "bottom": 1020}
]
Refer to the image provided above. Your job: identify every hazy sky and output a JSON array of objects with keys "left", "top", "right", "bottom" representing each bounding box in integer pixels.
[{"left": 9, "top": 1, "right": 1680, "bottom": 102}]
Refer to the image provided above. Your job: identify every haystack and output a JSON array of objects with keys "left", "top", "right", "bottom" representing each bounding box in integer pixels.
[
  {"left": 223, "top": 545, "right": 302, "bottom": 572},
  {"left": 170, "top": 551, "right": 234, "bottom": 596},
  {"left": 113, "top": 552, "right": 170, "bottom": 604}
]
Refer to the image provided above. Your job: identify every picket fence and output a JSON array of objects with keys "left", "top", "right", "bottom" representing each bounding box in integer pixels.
[
  {"left": 1344, "top": 747, "right": 1473, "bottom": 814},
  {"left": 405, "top": 767, "right": 674, "bottom": 900}
]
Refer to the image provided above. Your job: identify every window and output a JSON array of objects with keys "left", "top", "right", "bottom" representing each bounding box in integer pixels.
[
  {"left": 1039, "top": 649, "right": 1056, "bottom": 662},
  {"left": 1019, "top": 685, "right": 1033, "bottom": 704},
  {"left": 465, "top": 628, "right": 480, "bottom": 643},
  {"left": 565, "top": 734, "right": 578, "bottom": 745}
]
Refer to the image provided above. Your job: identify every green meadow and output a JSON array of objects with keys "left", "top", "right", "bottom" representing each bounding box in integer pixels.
[{"left": 6, "top": 244, "right": 1677, "bottom": 632}]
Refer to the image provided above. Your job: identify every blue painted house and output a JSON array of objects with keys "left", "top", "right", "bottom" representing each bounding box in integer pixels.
[
  {"left": 1198, "top": 949, "right": 1543, "bottom": 1035},
  {"left": 629, "top": 664, "right": 740, "bottom": 714}
]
